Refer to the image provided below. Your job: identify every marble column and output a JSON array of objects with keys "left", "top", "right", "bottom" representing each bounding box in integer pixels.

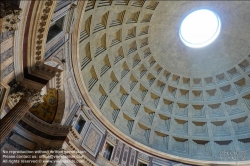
[{"left": 0, "top": 88, "right": 43, "bottom": 143}]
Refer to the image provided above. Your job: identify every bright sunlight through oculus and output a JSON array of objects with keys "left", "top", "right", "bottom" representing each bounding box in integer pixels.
[{"left": 179, "top": 9, "right": 221, "bottom": 48}]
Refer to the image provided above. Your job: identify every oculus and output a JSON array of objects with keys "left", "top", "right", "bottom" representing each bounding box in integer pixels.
[{"left": 179, "top": 9, "right": 221, "bottom": 48}]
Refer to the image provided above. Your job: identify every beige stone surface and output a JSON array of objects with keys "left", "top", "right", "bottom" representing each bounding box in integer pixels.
[
  {"left": 85, "top": 129, "right": 100, "bottom": 152},
  {"left": 2, "top": 71, "right": 14, "bottom": 84}
]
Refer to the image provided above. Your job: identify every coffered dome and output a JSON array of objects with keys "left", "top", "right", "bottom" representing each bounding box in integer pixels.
[{"left": 78, "top": 1, "right": 250, "bottom": 161}]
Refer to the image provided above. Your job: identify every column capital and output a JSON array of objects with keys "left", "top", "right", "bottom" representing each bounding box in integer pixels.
[
  {"left": 8, "top": 83, "right": 44, "bottom": 107},
  {"left": 21, "top": 88, "right": 44, "bottom": 106},
  {"left": 0, "top": 1, "right": 22, "bottom": 33}
]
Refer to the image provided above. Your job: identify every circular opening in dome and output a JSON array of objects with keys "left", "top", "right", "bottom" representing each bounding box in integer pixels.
[{"left": 179, "top": 9, "right": 221, "bottom": 48}]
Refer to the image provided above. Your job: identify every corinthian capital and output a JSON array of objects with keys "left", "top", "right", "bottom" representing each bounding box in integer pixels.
[
  {"left": 22, "top": 88, "right": 44, "bottom": 106},
  {"left": 0, "top": 1, "right": 22, "bottom": 33},
  {"left": 8, "top": 83, "right": 44, "bottom": 107}
]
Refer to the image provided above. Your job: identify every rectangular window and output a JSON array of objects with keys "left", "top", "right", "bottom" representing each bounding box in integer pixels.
[
  {"left": 46, "top": 16, "right": 65, "bottom": 43},
  {"left": 75, "top": 117, "right": 86, "bottom": 134},
  {"left": 138, "top": 161, "right": 147, "bottom": 166},
  {"left": 103, "top": 143, "right": 114, "bottom": 161}
]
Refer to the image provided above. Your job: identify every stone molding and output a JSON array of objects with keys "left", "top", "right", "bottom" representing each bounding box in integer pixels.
[
  {"left": 68, "top": 126, "right": 80, "bottom": 141},
  {"left": 27, "top": 0, "right": 57, "bottom": 70},
  {"left": 65, "top": 3, "right": 77, "bottom": 33},
  {"left": 45, "top": 58, "right": 64, "bottom": 90},
  {"left": 81, "top": 105, "right": 93, "bottom": 120},
  {"left": 8, "top": 0, "right": 62, "bottom": 88},
  {"left": 53, "top": 90, "right": 65, "bottom": 124},
  {"left": 23, "top": 112, "right": 70, "bottom": 135},
  {"left": 22, "top": 63, "right": 62, "bottom": 90}
]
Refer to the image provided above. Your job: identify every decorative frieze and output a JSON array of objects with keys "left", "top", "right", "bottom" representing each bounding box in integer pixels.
[
  {"left": 55, "top": 71, "right": 62, "bottom": 90},
  {"left": 129, "top": 149, "right": 136, "bottom": 166},
  {"left": 113, "top": 141, "right": 123, "bottom": 164},
  {"left": 121, "top": 145, "right": 129, "bottom": 166}
]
